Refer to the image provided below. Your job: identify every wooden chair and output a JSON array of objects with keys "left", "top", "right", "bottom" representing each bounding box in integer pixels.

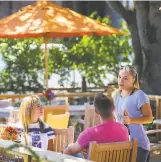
[
  {"left": 43, "top": 104, "right": 69, "bottom": 122},
  {"left": 53, "top": 126, "right": 74, "bottom": 152},
  {"left": 75, "top": 104, "right": 102, "bottom": 130},
  {"left": 84, "top": 104, "right": 102, "bottom": 129},
  {"left": 46, "top": 112, "right": 70, "bottom": 129},
  {"left": 0, "top": 124, "right": 6, "bottom": 136},
  {"left": 88, "top": 139, "right": 138, "bottom": 162},
  {"left": 65, "top": 103, "right": 102, "bottom": 129}
]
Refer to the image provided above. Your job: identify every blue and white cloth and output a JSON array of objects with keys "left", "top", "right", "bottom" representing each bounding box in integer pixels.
[{"left": 14, "top": 121, "right": 55, "bottom": 150}]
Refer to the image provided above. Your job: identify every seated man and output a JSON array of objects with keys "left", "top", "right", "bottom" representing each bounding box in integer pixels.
[{"left": 63, "top": 93, "right": 129, "bottom": 157}]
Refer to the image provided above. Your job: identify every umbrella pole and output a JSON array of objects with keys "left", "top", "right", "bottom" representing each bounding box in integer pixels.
[{"left": 44, "top": 38, "right": 48, "bottom": 89}]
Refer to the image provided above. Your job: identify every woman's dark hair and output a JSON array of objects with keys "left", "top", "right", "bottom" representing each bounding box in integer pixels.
[{"left": 94, "top": 93, "right": 114, "bottom": 118}]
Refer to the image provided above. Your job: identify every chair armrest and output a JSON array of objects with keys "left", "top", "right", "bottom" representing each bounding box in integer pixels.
[
  {"left": 70, "top": 118, "right": 85, "bottom": 124},
  {"left": 77, "top": 119, "right": 85, "bottom": 124},
  {"left": 146, "top": 129, "right": 161, "bottom": 135}
]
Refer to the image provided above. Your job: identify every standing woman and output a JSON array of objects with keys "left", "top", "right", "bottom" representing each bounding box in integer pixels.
[{"left": 112, "top": 65, "right": 153, "bottom": 162}]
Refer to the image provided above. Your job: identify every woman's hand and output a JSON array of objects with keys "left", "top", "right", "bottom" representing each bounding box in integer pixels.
[
  {"left": 123, "top": 116, "right": 131, "bottom": 124},
  {"left": 123, "top": 104, "right": 153, "bottom": 125},
  {"left": 123, "top": 110, "right": 131, "bottom": 125}
]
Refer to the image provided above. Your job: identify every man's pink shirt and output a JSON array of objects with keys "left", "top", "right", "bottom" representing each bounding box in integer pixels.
[{"left": 77, "top": 120, "right": 129, "bottom": 149}]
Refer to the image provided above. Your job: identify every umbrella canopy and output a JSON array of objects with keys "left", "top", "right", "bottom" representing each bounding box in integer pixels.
[
  {"left": 0, "top": 0, "right": 124, "bottom": 88},
  {"left": 0, "top": 1, "right": 124, "bottom": 38}
]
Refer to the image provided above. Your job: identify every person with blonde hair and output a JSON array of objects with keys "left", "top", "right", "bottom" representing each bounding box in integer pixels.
[
  {"left": 15, "top": 95, "right": 54, "bottom": 151},
  {"left": 112, "top": 65, "right": 153, "bottom": 162}
]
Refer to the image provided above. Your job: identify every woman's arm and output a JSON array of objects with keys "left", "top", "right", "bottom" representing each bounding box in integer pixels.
[{"left": 123, "top": 103, "right": 153, "bottom": 124}]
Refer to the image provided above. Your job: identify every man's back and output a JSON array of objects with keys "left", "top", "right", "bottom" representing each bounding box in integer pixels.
[{"left": 77, "top": 120, "right": 129, "bottom": 149}]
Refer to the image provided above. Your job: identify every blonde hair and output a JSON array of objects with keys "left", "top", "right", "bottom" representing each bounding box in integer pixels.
[
  {"left": 19, "top": 95, "right": 44, "bottom": 145},
  {"left": 112, "top": 65, "right": 140, "bottom": 99}
]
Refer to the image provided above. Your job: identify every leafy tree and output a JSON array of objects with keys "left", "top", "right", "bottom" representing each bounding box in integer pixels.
[
  {"left": 107, "top": 1, "right": 161, "bottom": 95},
  {"left": 0, "top": 12, "right": 132, "bottom": 93},
  {"left": 0, "top": 38, "right": 44, "bottom": 93},
  {"left": 50, "top": 12, "right": 132, "bottom": 86}
]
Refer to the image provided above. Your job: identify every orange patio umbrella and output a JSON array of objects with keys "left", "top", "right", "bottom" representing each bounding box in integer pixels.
[{"left": 0, "top": 0, "right": 124, "bottom": 89}]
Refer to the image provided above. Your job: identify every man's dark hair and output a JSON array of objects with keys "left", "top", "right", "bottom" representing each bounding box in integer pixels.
[{"left": 94, "top": 93, "right": 113, "bottom": 118}]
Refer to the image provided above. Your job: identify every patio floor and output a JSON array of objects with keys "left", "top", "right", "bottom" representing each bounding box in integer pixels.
[{"left": 150, "top": 156, "right": 161, "bottom": 162}]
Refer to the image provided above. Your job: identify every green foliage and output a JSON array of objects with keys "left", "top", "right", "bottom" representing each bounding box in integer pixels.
[
  {"left": 4, "top": 143, "right": 41, "bottom": 162},
  {"left": 0, "top": 12, "right": 132, "bottom": 93},
  {"left": 49, "top": 45, "right": 72, "bottom": 85},
  {"left": 50, "top": 12, "right": 132, "bottom": 86},
  {"left": 0, "top": 38, "right": 44, "bottom": 93}
]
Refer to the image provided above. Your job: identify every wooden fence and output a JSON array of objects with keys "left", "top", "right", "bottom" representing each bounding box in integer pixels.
[{"left": 0, "top": 92, "right": 160, "bottom": 119}]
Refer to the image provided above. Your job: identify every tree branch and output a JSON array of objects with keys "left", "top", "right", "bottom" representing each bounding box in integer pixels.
[
  {"left": 106, "top": 1, "right": 134, "bottom": 24},
  {"left": 106, "top": 1, "right": 143, "bottom": 77},
  {"left": 129, "top": 22, "right": 143, "bottom": 78},
  {"left": 148, "top": 1, "right": 161, "bottom": 45},
  {"left": 135, "top": 1, "right": 150, "bottom": 50}
]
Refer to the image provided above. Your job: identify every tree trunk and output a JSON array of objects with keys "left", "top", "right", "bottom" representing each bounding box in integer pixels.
[
  {"left": 136, "top": 1, "right": 161, "bottom": 94},
  {"left": 107, "top": 1, "right": 143, "bottom": 83},
  {"left": 107, "top": 1, "right": 161, "bottom": 95},
  {"left": 127, "top": 11, "right": 143, "bottom": 79}
]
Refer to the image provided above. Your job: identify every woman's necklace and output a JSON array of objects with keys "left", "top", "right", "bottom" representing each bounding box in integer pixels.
[
  {"left": 116, "top": 95, "right": 127, "bottom": 122},
  {"left": 116, "top": 88, "right": 136, "bottom": 122}
]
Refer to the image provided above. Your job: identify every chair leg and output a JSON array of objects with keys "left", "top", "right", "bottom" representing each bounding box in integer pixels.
[{"left": 146, "top": 153, "right": 150, "bottom": 162}]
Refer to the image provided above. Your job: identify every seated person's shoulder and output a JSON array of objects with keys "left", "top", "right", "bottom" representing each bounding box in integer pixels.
[
  {"left": 114, "top": 120, "right": 127, "bottom": 127},
  {"left": 79, "top": 127, "right": 93, "bottom": 138},
  {"left": 112, "top": 121, "right": 129, "bottom": 133},
  {"left": 77, "top": 127, "right": 94, "bottom": 149},
  {"left": 43, "top": 122, "right": 51, "bottom": 128},
  {"left": 43, "top": 122, "right": 55, "bottom": 138},
  {"left": 42, "top": 122, "right": 54, "bottom": 132}
]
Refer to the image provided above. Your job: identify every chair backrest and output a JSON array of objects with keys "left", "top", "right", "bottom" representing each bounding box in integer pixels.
[
  {"left": 84, "top": 104, "right": 102, "bottom": 129},
  {"left": 8, "top": 109, "right": 19, "bottom": 124},
  {"left": 88, "top": 139, "right": 138, "bottom": 162},
  {"left": 53, "top": 126, "right": 74, "bottom": 152},
  {"left": 46, "top": 112, "right": 70, "bottom": 129},
  {"left": 0, "top": 124, "right": 6, "bottom": 136},
  {"left": 43, "top": 104, "right": 69, "bottom": 122}
]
